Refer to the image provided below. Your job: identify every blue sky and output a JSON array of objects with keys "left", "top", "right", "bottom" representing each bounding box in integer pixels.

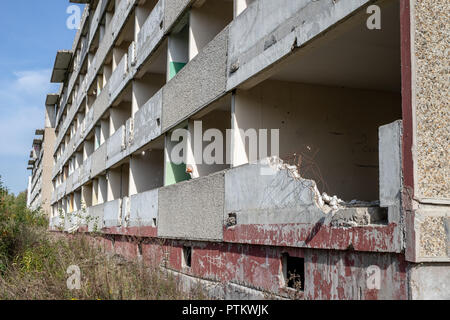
[{"left": 0, "top": 1, "right": 84, "bottom": 195}]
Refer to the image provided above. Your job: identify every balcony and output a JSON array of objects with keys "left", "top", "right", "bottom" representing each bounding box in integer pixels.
[{"left": 135, "top": 0, "right": 164, "bottom": 67}]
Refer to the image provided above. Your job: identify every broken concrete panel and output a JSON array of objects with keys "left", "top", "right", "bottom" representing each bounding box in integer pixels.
[
  {"left": 91, "top": 143, "right": 107, "bottom": 178},
  {"left": 379, "top": 120, "right": 402, "bottom": 207},
  {"left": 225, "top": 157, "right": 326, "bottom": 225},
  {"left": 131, "top": 90, "right": 162, "bottom": 154},
  {"left": 162, "top": 27, "right": 228, "bottom": 131},
  {"left": 410, "top": 263, "right": 450, "bottom": 300},
  {"left": 158, "top": 171, "right": 225, "bottom": 241},
  {"left": 129, "top": 189, "right": 158, "bottom": 227},
  {"left": 226, "top": 0, "right": 370, "bottom": 90},
  {"left": 330, "top": 207, "right": 387, "bottom": 228},
  {"left": 103, "top": 199, "right": 122, "bottom": 228}
]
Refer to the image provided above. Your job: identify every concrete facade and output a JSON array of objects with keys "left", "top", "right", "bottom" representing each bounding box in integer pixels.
[
  {"left": 25, "top": 0, "right": 449, "bottom": 299},
  {"left": 27, "top": 106, "right": 56, "bottom": 216}
]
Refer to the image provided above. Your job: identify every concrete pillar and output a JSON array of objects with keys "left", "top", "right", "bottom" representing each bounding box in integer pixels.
[
  {"left": 189, "top": 0, "right": 233, "bottom": 59},
  {"left": 96, "top": 75, "right": 103, "bottom": 97},
  {"left": 83, "top": 139, "right": 94, "bottom": 160},
  {"left": 82, "top": 184, "right": 92, "bottom": 208},
  {"left": 234, "top": 0, "right": 254, "bottom": 18},
  {"left": 45, "top": 105, "right": 56, "bottom": 128},
  {"left": 103, "top": 64, "right": 112, "bottom": 85},
  {"left": 164, "top": 124, "right": 191, "bottom": 186},
  {"left": 167, "top": 24, "right": 189, "bottom": 81},
  {"left": 100, "top": 118, "right": 109, "bottom": 145},
  {"left": 98, "top": 175, "right": 107, "bottom": 204},
  {"left": 131, "top": 74, "right": 165, "bottom": 116},
  {"left": 113, "top": 46, "right": 127, "bottom": 71},
  {"left": 74, "top": 190, "right": 82, "bottom": 212},
  {"left": 105, "top": 12, "right": 113, "bottom": 30},
  {"left": 99, "top": 24, "right": 105, "bottom": 43},
  {"left": 129, "top": 150, "right": 164, "bottom": 195},
  {"left": 134, "top": 1, "right": 156, "bottom": 41},
  {"left": 109, "top": 106, "right": 128, "bottom": 136},
  {"left": 92, "top": 179, "right": 99, "bottom": 205},
  {"left": 95, "top": 125, "right": 101, "bottom": 150},
  {"left": 107, "top": 168, "right": 122, "bottom": 201}
]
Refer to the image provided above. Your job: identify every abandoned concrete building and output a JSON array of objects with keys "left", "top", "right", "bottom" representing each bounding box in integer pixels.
[
  {"left": 28, "top": 0, "right": 449, "bottom": 299},
  {"left": 26, "top": 102, "right": 56, "bottom": 214}
]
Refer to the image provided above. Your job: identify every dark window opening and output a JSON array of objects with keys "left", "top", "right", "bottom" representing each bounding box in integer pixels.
[
  {"left": 183, "top": 246, "right": 192, "bottom": 268},
  {"left": 283, "top": 254, "right": 305, "bottom": 291}
]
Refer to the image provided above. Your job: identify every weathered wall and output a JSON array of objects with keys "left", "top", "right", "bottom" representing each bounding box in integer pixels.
[
  {"left": 129, "top": 188, "right": 158, "bottom": 227},
  {"left": 405, "top": 0, "right": 450, "bottom": 264},
  {"left": 305, "top": 249, "right": 408, "bottom": 300},
  {"left": 80, "top": 233, "right": 409, "bottom": 300},
  {"left": 41, "top": 127, "right": 56, "bottom": 216},
  {"left": 233, "top": 80, "right": 401, "bottom": 201},
  {"left": 158, "top": 171, "right": 225, "bottom": 241},
  {"left": 162, "top": 27, "right": 229, "bottom": 131},
  {"left": 412, "top": 0, "right": 449, "bottom": 201},
  {"left": 409, "top": 263, "right": 450, "bottom": 300}
]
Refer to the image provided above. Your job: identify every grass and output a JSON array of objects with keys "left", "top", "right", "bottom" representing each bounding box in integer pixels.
[{"left": 0, "top": 176, "right": 206, "bottom": 300}]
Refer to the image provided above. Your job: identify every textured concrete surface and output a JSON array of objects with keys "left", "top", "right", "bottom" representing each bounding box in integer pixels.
[
  {"left": 129, "top": 189, "right": 158, "bottom": 227},
  {"left": 412, "top": 206, "right": 450, "bottom": 261},
  {"left": 103, "top": 199, "right": 122, "bottom": 228},
  {"left": 413, "top": 0, "right": 450, "bottom": 200},
  {"left": 163, "top": 0, "right": 193, "bottom": 33},
  {"left": 158, "top": 171, "right": 225, "bottom": 241},
  {"left": 419, "top": 216, "right": 447, "bottom": 258},
  {"left": 226, "top": 0, "right": 370, "bottom": 90},
  {"left": 91, "top": 143, "right": 107, "bottom": 177},
  {"left": 162, "top": 27, "right": 228, "bottom": 131},
  {"left": 410, "top": 263, "right": 450, "bottom": 299}
]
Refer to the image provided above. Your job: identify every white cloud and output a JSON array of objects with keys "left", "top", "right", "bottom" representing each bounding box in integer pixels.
[
  {"left": 13, "top": 70, "right": 52, "bottom": 96},
  {"left": 0, "top": 69, "right": 56, "bottom": 156}
]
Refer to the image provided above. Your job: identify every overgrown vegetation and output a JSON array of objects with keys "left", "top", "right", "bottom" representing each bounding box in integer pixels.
[{"left": 0, "top": 176, "right": 206, "bottom": 300}]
